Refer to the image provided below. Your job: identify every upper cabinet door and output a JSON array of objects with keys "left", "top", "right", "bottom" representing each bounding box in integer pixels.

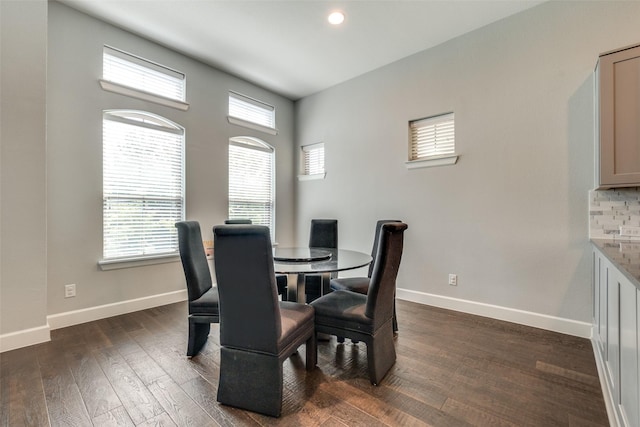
[{"left": 599, "top": 44, "right": 640, "bottom": 188}]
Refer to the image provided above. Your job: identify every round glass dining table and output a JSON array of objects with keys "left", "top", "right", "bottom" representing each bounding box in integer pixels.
[{"left": 273, "top": 248, "right": 372, "bottom": 303}]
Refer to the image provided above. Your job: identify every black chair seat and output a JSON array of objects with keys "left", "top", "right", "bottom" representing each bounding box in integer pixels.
[
  {"left": 189, "top": 287, "right": 219, "bottom": 316},
  {"left": 330, "top": 276, "right": 369, "bottom": 294},
  {"left": 278, "top": 301, "right": 315, "bottom": 354},
  {"left": 311, "top": 290, "right": 374, "bottom": 335}
]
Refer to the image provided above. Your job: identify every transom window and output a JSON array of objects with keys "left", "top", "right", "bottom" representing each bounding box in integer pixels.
[
  {"left": 102, "top": 46, "right": 186, "bottom": 101},
  {"left": 228, "top": 92, "right": 277, "bottom": 134},
  {"left": 228, "top": 137, "right": 275, "bottom": 238},
  {"left": 102, "top": 110, "right": 185, "bottom": 261}
]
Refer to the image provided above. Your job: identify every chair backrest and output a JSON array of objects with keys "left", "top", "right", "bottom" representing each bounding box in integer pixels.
[
  {"left": 175, "top": 221, "right": 213, "bottom": 302},
  {"left": 309, "top": 219, "right": 338, "bottom": 249},
  {"left": 224, "top": 219, "right": 252, "bottom": 224},
  {"left": 368, "top": 220, "right": 402, "bottom": 278},
  {"left": 365, "top": 222, "right": 408, "bottom": 328},
  {"left": 213, "top": 224, "right": 281, "bottom": 353}
]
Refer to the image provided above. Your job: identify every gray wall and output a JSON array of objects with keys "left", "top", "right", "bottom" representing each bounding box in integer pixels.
[
  {"left": 295, "top": 1, "right": 640, "bottom": 324},
  {"left": 1, "top": 0, "right": 48, "bottom": 336},
  {"left": 44, "top": 3, "right": 295, "bottom": 318}
]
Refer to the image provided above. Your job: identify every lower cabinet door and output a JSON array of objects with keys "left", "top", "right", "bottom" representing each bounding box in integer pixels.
[{"left": 619, "top": 280, "right": 638, "bottom": 427}]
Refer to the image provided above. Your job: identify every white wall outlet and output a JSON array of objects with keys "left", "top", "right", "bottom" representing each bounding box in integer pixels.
[
  {"left": 64, "top": 283, "right": 76, "bottom": 298},
  {"left": 619, "top": 226, "right": 640, "bottom": 237},
  {"left": 448, "top": 274, "right": 457, "bottom": 286}
]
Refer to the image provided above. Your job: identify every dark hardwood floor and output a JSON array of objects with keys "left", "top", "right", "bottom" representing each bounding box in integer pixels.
[{"left": 1, "top": 300, "right": 608, "bottom": 426}]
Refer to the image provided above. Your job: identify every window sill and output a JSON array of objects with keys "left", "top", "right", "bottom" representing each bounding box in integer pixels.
[
  {"left": 298, "top": 172, "right": 326, "bottom": 181},
  {"left": 227, "top": 116, "right": 278, "bottom": 135},
  {"left": 98, "top": 253, "right": 180, "bottom": 271},
  {"left": 99, "top": 80, "right": 190, "bottom": 111},
  {"left": 405, "top": 155, "right": 458, "bottom": 170}
]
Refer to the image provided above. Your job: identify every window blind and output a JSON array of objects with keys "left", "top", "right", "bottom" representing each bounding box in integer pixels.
[
  {"left": 302, "top": 143, "right": 325, "bottom": 175},
  {"left": 103, "top": 46, "right": 186, "bottom": 102},
  {"left": 228, "top": 92, "right": 275, "bottom": 129},
  {"left": 409, "top": 112, "right": 455, "bottom": 160},
  {"left": 228, "top": 138, "right": 275, "bottom": 236},
  {"left": 103, "top": 111, "right": 185, "bottom": 260}
]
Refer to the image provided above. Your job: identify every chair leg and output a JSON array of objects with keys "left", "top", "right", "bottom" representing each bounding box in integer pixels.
[
  {"left": 306, "top": 334, "right": 317, "bottom": 370},
  {"left": 392, "top": 299, "right": 399, "bottom": 333},
  {"left": 366, "top": 322, "right": 396, "bottom": 385},
  {"left": 187, "top": 318, "right": 210, "bottom": 357},
  {"left": 218, "top": 347, "right": 283, "bottom": 417}
]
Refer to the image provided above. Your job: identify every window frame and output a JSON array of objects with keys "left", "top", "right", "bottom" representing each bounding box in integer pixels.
[
  {"left": 100, "top": 45, "right": 189, "bottom": 111},
  {"left": 99, "top": 110, "right": 185, "bottom": 269},
  {"left": 298, "top": 142, "right": 326, "bottom": 181},
  {"left": 228, "top": 137, "right": 276, "bottom": 240},
  {"left": 227, "top": 91, "right": 278, "bottom": 135},
  {"left": 406, "top": 112, "right": 458, "bottom": 169}
]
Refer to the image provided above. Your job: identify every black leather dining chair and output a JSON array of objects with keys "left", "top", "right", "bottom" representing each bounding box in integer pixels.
[
  {"left": 175, "top": 221, "right": 220, "bottom": 357},
  {"left": 330, "top": 220, "right": 402, "bottom": 333},
  {"left": 305, "top": 219, "right": 338, "bottom": 302},
  {"left": 213, "top": 224, "right": 317, "bottom": 417},
  {"left": 311, "top": 222, "right": 408, "bottom": 385},
  {"left": 224, "top": 218, "right": 288, "bottom": 301}
]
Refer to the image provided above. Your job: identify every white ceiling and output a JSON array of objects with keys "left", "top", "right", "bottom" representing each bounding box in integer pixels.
[{"left": 58, "top": 0, "right": 544, "bottom": 100}]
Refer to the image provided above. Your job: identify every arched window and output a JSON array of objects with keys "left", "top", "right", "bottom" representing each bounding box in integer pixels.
[
  {"left": 102, "top": 110, "right": 185, "bottom": 260},
  {"left": 228, "top": 137, "right": 275, "bottom": 237}
]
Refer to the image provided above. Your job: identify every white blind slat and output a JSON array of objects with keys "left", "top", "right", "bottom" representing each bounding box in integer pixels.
[
  {"left": 103, "top": 46, "right": 186, "bottom": 102},
  {"left": 409, "top": 112, "right": 455, "bottom": 160},
  {"left": 103, "top": 111, "right": 185, "bottom": 260},
  {"left": 228, "top": 92, "right": 275, "bottom": 129},
  {"left": 302, "top": 143, "right": 325, "bottom": 175},
  {"left": 228, "top": 139, "right": 275, "bottom": 237}
]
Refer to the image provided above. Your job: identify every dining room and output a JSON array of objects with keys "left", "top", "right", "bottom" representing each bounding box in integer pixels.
[{"left": 3, "top": 0, "right": 640, "bottom": 425}]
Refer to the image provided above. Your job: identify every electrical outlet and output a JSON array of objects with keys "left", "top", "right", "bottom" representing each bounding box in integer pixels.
[
  {"left": 448, "top": 274, "right": 457, "bottom": 286},
  {"left": 65, "top": 283, "right": 76, "bottom": 298}
]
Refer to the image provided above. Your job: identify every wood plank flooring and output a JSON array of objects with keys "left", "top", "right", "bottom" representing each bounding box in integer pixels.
[{"left": 0, "top": 300, "right": 608, "bottom": 426}]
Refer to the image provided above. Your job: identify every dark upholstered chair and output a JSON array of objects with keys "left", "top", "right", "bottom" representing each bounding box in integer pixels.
[
  {"left": 224, "top": 218, "right": 288, "bottom": 301},
  {"left": 305, "top": 219, "right": 338, "bottom": 303},
  {"left": 330, "top": 220, "right": 402, "bottom": 333},
  {"left": 175, "top": 221, "right": 220, "bottom": 357},
  {"left": 213, "top": 224, "right": 317, "bottom": 417},
  {"left": 224, "top": 218, "right": 252, "bottom": 224},
  {"left": 311, "top": 222, "right": 408, "bottom": 385}
]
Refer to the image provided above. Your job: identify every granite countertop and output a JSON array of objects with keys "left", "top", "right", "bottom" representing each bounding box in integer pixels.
[{"left": 591, "top": 239, "right": 640, "bottom": 289}]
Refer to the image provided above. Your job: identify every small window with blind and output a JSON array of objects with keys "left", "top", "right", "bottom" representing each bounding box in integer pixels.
[
  {"left": 298, "top": 142, "right": 325, "bottom": 181},
  {"left": 406, "top": 112, "right": 458, "bottom": 169},
  {"left": 228, "top": 137, "right": 275, "bottom": 239},
  {"left": 100, "top": 110, "right": 185, "bottom": 267},
  {"left": 228, "top": 91, "right": 277, "bottom": 135},
  {"left": 100, "top": 46, "right": 189, "bottom": 111}
]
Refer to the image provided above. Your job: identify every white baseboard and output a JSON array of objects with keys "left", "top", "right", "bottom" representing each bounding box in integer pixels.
[
  {"left": 0, "top": 289, "right": 188, "bottom": 353},
  {"left": 396, "top": 288, "right": 592, "bottom": 338},
  {"left": 0, "top": 324, "right": 51, "bottom": 353},
  {"left": 48, "top": 289, "right": 188, "bottom": 330}
]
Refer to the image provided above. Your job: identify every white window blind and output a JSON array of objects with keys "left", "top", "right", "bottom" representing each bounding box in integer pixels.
[
  {"left": 103, "top": 110, "right": 185, "bottom": 260},
  {"left": 103, "top": 46, "right": 186, "bottom": 102},
  {"left": 228, "top": 137, "right": 275, "bottom": 237},
  {"left": 228, "top": 92, "right": 276, "bottom": 129},
  {"left": 302, "top": 143, "right": 325, "bottom": 175},
  {"left": 409, "top": 112, "right": 455, "bottom": 160}
]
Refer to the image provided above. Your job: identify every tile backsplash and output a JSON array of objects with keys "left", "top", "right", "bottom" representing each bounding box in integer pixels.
[{"left": 590, "top": 188, "right": 640, "bottom": 240}]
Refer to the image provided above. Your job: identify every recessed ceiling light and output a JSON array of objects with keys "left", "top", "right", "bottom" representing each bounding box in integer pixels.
[{"left": 328, "top": 11, "right": 345, "bottom": 25}]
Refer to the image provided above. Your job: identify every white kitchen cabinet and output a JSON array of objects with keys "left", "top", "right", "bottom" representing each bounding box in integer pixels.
[
  {"left": 619, "top": 278, "right": 638, "bottom": 427},
  {"left": 592, "top": 243, "right": 640, "bottom": 427}
]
